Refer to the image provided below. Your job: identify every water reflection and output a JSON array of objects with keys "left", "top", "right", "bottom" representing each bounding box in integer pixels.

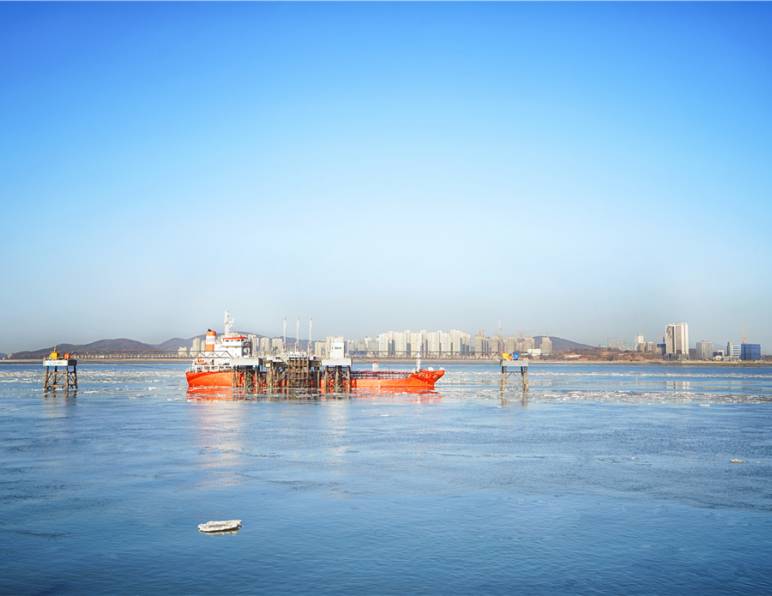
[
  {"left": 499, "top": 386, "right": 528, "bottom": 408},
  {"left": 41, "top": 390, "right": 77, "bottom": 420},
  {"left": 186, "top": 386, "right": 444, "bottom": 402},
  {"left": 189, "top": 391, "right": 249, "bottom": 487},
  {"left": 42, "top": 387, "right": 77, "bottom": 399},
  {"left": 667, "top": 380, "right": 692, "bottom": 392}
]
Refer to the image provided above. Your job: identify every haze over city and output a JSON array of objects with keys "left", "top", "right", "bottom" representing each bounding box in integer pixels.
[{"left": 1, "top": 2, "right": 771, "bottom": 353}]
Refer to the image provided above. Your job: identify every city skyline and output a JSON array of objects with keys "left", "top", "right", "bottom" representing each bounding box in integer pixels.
[
  {"left": 2, "top": 3, "right": 771, "bottom": 352},
  {"left": 4, "top": 312, "right": 764, "bottom": 358}
]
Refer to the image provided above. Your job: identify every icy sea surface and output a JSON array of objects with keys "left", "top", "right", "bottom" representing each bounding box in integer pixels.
[{"left": 1, "top": 362, "right": 772, "bottom": 594}]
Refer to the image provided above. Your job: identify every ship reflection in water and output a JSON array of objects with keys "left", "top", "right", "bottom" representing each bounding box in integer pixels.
[{"left": 187, "top": 386, "right": 445, "bottom": 402}]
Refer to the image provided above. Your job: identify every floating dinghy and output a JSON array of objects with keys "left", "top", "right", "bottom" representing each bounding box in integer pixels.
[{"left": 198, "top": 520, "right": 242, "bottom": 533}]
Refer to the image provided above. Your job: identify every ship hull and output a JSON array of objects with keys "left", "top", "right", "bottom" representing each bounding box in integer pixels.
[
  {"left": 186, "top": 370, "right": 234, "bottom": 388},
  {"left": 351, "top": 369, "right": 445, "bottom": 391}
]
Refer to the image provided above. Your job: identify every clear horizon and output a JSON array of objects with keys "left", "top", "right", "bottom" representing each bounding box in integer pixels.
[{"left": 2, "top": 3, "right": 771, "bottom": 353}]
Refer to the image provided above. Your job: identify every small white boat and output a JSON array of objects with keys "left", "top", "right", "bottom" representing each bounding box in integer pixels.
[{"left": 198, "top": 519, "right": 242, "bottom": 533}]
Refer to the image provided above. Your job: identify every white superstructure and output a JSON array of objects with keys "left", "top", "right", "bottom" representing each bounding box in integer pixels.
[{"left": 190, "top": 311, "right": 253, "bottom": 372}]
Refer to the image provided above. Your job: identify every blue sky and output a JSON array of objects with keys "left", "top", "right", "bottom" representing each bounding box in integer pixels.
[{"left": 1, "top": 2, "right": 771, "bottom": 352}]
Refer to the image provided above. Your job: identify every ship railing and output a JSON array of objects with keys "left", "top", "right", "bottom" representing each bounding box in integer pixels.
[
  {"left": 191, "top": 350, "right": 238, "bottom": 360},
  {"left": 351, "top": 370, "right": 414, "bottom": 379}
]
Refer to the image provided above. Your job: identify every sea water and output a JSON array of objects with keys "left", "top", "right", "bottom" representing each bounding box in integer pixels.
[{"left": 1, "top": 362, "right": 771, "bottom": 594}]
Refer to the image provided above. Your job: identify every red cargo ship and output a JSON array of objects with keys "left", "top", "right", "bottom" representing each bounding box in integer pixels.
[{"left": 186, "top": 313, "right": 444, "bottom": 392}]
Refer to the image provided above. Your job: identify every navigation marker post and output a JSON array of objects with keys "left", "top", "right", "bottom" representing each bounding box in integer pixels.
[
  {"left": 500, "top": 355, "right": 528, "bottom": 392},
  {"left": 43, "top": 357, "right": 78, "bottom": 393}
]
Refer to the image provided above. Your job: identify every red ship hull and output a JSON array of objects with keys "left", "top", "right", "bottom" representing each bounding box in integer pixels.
[
  {"left": 351, "top": 369, "right": 445, "bottom": 391},
  {"left": 186, "top": 370, "right": 234, "bottom": 388}
]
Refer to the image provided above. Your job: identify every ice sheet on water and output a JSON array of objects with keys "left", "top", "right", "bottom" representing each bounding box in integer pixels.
[{"left": 0, "top": 362, "right": 770, "bottom": 405}]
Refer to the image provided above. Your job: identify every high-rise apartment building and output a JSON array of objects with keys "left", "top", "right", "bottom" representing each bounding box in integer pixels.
[
  {"left": 665, "top": 323, "right": 689, "bottom": 359},
  {"left": 377, "top": 332, "right": 393, "bottom": 356},
  {"left": 393, "top": 331, "right": 408, "bottom": 356},
  {"left": 439, "top": 332, "right": 452, "bottom": 355},
  {"left": 448, "top": 330, "right": 470, "bottom": 355},
  {"left": 409, "top": 331, "right": 425, "bottom": 356},
  {"left": 473, "top": 331, "right": 488, "bottom": 356},
  {"left": 696, "top": 340, "right": 713, "bottom": 360},
  {"left": 726, "top": 342, "right": 741, "bottom": 360},
  {"left": 425, "top": 331, "right": 440, "bottom": 356},
  {"left": 635, "top": 335, "right": 646, "bottom": 352}
]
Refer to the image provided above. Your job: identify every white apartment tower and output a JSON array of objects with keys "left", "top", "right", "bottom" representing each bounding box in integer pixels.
[{"left": 665, "top": 323, "right": 689, "bottom": 359}]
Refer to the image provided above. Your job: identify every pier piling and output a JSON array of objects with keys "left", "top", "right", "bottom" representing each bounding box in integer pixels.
[
  {"left": 500, "top": 357, "right": 529, "bottom": 392},
  {"left": 43, "top": 357, "right": 78, "bottom": 393}
]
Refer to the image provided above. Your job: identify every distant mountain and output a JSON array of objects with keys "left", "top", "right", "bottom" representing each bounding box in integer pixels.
[
  {"left": 12, "top": 338, "right": 162, "bottom": 359},
  {"left": 11, "top": 332, "right": 274, "bottom": 359}
]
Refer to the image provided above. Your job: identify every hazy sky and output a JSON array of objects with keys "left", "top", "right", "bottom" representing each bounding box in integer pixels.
[{"left": 1, "top": 2, "right": 771, "bottom": 353}]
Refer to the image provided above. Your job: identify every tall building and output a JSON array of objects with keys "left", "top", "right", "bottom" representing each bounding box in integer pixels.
[
  {"left": 425, "top": 331, "right": 441, "bottom": 356},
  {"left": 473, "top": 331, "right": 489, "bottom": 356},
  {"left": 635, "top": 335, "right": 646, "bottom": 352},
  {"left": 726, "top": 342, "right": 741, "bottom": 360},
  {"left": 539, "top": 336, "right": 553, "bottom": 356},
  {"left": 439, "top": 331, "right": 452, "bottom": 355},
  {"left": 191, "top": 336, "right": 202, "bottom": 354},
  {"left": 313, "top": 340, "right": 327, "bottom": 358},
  {"left": 248, "top": 334, "right": 259, "bottom": 355},
  {"left": 377, "top": 332, "right": 393, "bottom": 356},
  {"left": 271, "top": 337, "right": 284, "bottom": 353},
  {"left": 393, "top": 331, "right": 408, "bottom": 356},
  {"left": 409, "top": 331, "right": 425, "bottom": 356},
  {"left": 741, "top": 343, "right": 762, "bottom": 361},
  {"left": 449, "top": 329, "right": 471, "bottom": 355},
  {"left": 696, "top": 340, "right": 713, "bottom": 360},
  {"left": 664, "top": 323, "right": 689, "bottom": 359}
]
